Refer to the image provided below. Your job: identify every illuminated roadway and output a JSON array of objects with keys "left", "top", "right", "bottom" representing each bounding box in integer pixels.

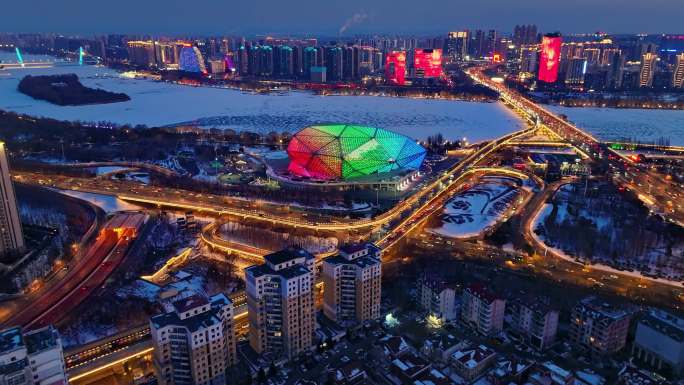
[
  {"left": 0, "top": 196, "right": 106, "bottom": 326},
  {"left": 467, "top": 67, "right": 684, "bottom": 227},
  {"left": 24, "top": 66, "right": 669, "bottom": 381},
  {"left": 14, "top": 126, "right": 537, "bottom": 236},
  {"left": 57, "top": 131, "right": 575, "bottom": 384}
]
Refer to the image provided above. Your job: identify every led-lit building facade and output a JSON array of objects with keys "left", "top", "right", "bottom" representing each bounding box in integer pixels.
[
  {"left": 639, "top": 52, "right": 657, "bottom": 87},
  {"left": 673, "top": 53, "right": 684, "bottom": 88},
  {"left": 385, "top": 51, "right": 406, "bottom": 85},
  {"left": 538, "top": 34, "right": 562, "bottom": 83},
  {"left": 286, "top": 125, "right": 426, "bottom": 181},
  {"left": 179, "top": 45, "right": 207, "bottom": 74},
  {"left": 414, "top": 48, "right": 443, "bottom": 78},
  {"left": 127, "top": 40, "right": 157, "bottom": 67},
  {"left": 565, "top": 58, "right": 588, "bottom": 86}
]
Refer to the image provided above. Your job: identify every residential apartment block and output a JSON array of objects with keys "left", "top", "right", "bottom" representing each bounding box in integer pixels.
[
  {"left": 150, "top": 293, "right": 236, "bottom": 385},
  {"left": 245, "top": 247, "right": 315, "bottom": 359},
  {"left": 322, "top": 243, "right": 381, "bottom": 325}
]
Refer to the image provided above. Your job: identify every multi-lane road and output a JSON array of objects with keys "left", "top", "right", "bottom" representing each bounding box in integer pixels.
[
  {"left": 0, "top": 213, "right": 147, "bottom": 330},
  {"left": 13, "top": 126, "right": 537, "bottom": 240},
  {"left": 467, "top": 66, "right": 684, "bottom": 226},
  {"left": 11, "top": 64, "right": 684, "bottom": 384}
]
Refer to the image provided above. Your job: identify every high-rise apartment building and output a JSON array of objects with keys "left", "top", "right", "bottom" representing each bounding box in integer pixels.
[
  {"left": 275, "top": 45, "right": 294, "bottom": 77},
  {"left": 0, "top": 325, "right": 67, "bottom": 385},
  {"left": 155, "top": 42, "right": 178, "bottom": 66},
  {"left": 600, "top": 48, "right": 621, "bottom": 66},
  {"left": 256, "top": 45, "right": 274, "bottom": 77},
  {"left": 342, "top": 46, "right": 359, "bottom": 80},
  {"left": 0, "top": 142, "right": 24, "bottom": 257},
  {"left": 569, "top": 296, "right": 632, "bottom": 355},
  {"left": 673, "top": 53, "right": 684, "bottom": 88},
  {"left": 327, "top": 46, "right": 344, "bottom": 81},
  {"left": 639, "top": 52, "right": 658, "bottom": 87},
  {"left": 486, "top": 30, "right": 500, "bottom": 58},
  {"left": 127, "top": 40, "right": 157, "bottom": 67},
  {"left": 236, "top": 44, "right": 249, "bottom": 76},
  {"left": 446, "top": 31, "right": 468, "bottom": 63},
  {"left": 322, "top": 243, "right": 381, "bottom": 325},
  {"left": 460, "top": 284, "right": 506, "bottom": 336},
  {"left": 513, "top": 25, "right": 538, "bottom": 47},
  {"left": 519, "top": 46, "right": 539, "bottom": 75},
  {"left": 565, "top": 57, "right": 588, "bottom": 86},
  {"left": 607, "top": 50, "right": 625, "bottom": 89},
  {"left": 416, "top": 272, "right": 458, "bottom": 323},
  {"left": 510, "top": 297, "right": 559, "bottom": 350},
  {"left": 150, "top": 293, "right": 236, "bottom": 385},
  {"left": 302, "top": 46, "right": 318, "bottom": 79},
  {"left": 292, "top": 45, "right": 303, "bottom": 77},
  {"left": 245, "top": 247, "right": 315, "bottom": 359},
  {"left": 582, "top": 48, "right": 601, "bottom": 65}
]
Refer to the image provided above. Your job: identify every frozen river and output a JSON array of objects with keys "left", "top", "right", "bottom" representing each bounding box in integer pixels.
[
  {"left": 4, "top": 51, "right": 680, "bottom": 145},
  {"left": 0, "top": 51, "right": 524, "bottom": 141},
  {"left": 548, "top": 105, "right": 684, "bottom": 146}
]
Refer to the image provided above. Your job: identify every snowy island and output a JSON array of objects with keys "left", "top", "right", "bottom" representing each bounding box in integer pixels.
[{"left": 17, "top": 74, "right": 130, "bottom": 106}]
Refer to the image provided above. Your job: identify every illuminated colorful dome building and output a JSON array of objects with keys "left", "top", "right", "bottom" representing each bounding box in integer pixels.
[{"left": 286, "top": 124, "right": 426, "bottom": 181}]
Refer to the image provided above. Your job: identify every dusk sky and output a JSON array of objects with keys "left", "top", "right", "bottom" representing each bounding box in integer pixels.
[{"left": 2, "top": 0, "right": 683, "bottom": 36}]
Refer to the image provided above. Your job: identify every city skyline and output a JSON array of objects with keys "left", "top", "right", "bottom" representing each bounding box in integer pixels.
[
  {"left": 2, "top": 0, "right": 684, "bottom": 36},
  {"left": 1, "top": 1, "right": 683, "bottom": 380}
]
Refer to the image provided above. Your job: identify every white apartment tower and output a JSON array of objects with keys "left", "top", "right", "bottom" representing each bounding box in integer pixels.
[
  {"left": 460, "top": 284, "right": 506, "bottom": 336},
  {"left": 245, "top": 247, "right": 315, "bottom": 359},
  {"left": 150, "top": 293, "right": 236, "bottom": 385},
  {"left": 322, "top": 243, "right": 382, "bottom": 325},
  {"left": 0, "top": 325, "right": 68, "bottom": 385}
]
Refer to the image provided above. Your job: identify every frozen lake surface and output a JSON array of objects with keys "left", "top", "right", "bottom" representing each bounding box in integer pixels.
[
  {"left": 0, "top": 51, "right": 524, "bottom": 141},
  {"left": 3, "top": 52, "right": 681, "bottom": 145},
  {"left": 548, "top": 105, "right": 684, "bottom": 146}
]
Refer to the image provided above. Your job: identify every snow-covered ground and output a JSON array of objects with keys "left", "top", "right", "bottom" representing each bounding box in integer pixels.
[
  {"left": 56, "top": 189, "right": 145, "bottom": 213},
  {"left": 531, "top": 184, "right": 684, "bottom": 287},
  {"left": 94, "top": 166, "right": 130, "bottom": 175},
  {"left": 0, "top": 51, "right": 523, "bottom": 141},
  {"left": 548, "top": 105, "right": 684, "bottom": 146},
  {"left": 532, "top": 203, "right": 683, "bottom": 288},
  {"left": 428, "top": 177, "right": 520, "bottom": 239},
  {"left": 219, "top": 221, "right": 338, "bottom": 254}
]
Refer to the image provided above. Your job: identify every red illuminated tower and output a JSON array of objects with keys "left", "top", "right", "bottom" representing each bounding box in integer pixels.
[
  {"left": 385, "top": 51, "right": 407, "bottom": 85},
  {"left": 414, "top": 49, "right": 443, "bottom": 78},
  {"left": 538, "top": 33, "right": 562, "bottom": 83}
]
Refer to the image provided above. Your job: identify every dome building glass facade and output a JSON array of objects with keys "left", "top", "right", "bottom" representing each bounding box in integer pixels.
[{"left": 286, "top": 124, "right": 426, "bottom": 181}]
